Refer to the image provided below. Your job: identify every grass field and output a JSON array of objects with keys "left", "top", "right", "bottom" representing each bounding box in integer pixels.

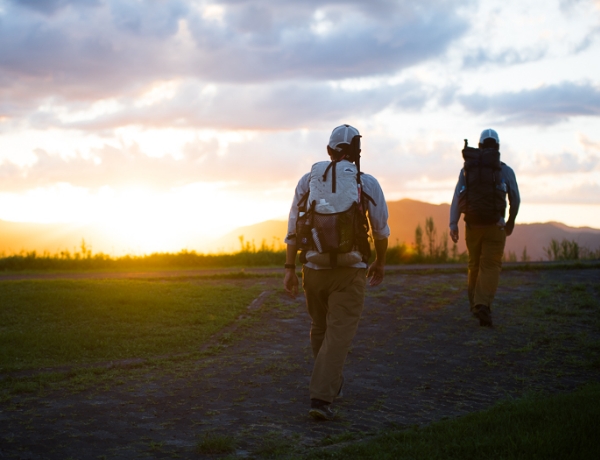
[
  {"left": 0, "top": 279, "right": 262, "bottom": 372},
  {"left": 304, "top": 383, "right": 600, "bottom": 459},
  {"left": 1, "top": 268, "right": 599, "bottom": 458}
]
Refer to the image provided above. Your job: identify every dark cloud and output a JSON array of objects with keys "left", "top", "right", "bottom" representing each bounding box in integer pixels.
[
  {"left": 0, "top": 0, "right": 468, "bottom": 102},
  {"left": 0, "top": 1, "right": 189, "bottom": 98},
  {"left": 186, "top": 0, "right": 468, "bottom": 83},
  {"left": 458, "top": 82, "right": 600, "bottom": 125},
  {"left": 9, "top": 0, "right": 100, "bottom": 16}
]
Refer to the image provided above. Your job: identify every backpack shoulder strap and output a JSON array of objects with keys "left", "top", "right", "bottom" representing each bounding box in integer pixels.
[
  {"left": 297, "top": 191, "right": 309, "bottom": 212},
  {"left": 361, "top": 191, "right": 376, "bottom": 207},
  {"left": 322, "top": 161, "right": 338, "bottom": 193}
]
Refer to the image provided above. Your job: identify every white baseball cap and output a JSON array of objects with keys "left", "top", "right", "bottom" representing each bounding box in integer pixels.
[
  {"left": 479, "top": 128, "right": 500, "bottom": 145},
  {"left": 328, "top": 124, "right": 361, "bottom": 151}
]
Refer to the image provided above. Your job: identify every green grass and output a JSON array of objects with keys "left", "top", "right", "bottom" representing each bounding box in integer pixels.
[
  {"left": 0, "top": 246, "right": 286, "bottom": 271},
  {"left": 0, "top": 279, "right": 262, "bottom": 372},
  {"left": 254, "top": 431, "right": 297, "bottom": 458},
  {"left": 196, "top": 433, "right": 237, "bottom": 455},
  {"left": 304, "top": 384, "right": 600, "bottom": 459}
]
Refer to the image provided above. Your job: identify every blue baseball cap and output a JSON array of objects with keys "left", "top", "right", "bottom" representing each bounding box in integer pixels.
[{"left": 479, "top": 128, "right": 500, "bottom": 144}]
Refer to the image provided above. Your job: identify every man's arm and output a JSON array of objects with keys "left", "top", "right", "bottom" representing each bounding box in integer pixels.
[
  {"left": 361, "top": 174, "right": 390, "bottom": 286},
  {"left": 283, "top": 175, "right": 309, "bottom": 297},
  {"left": 367, "top": 237, "right": 388, "bottom": 286},
  {"left": 503, "top": 165, "right": 520, "bottom": 236},
  {"left": 449, "top": 170, "right": 464, "bottom": 243},
  {"left": 283, "top": 243, "right": 299, "bottom": 297}
]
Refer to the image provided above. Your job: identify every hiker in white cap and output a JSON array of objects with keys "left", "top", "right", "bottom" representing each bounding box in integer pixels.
[
  {"left": 449, "top": 129, "right": 521, "bottom": 327},
  {"left": 283, "top": 124, "right": 390, "bottom": 420}
]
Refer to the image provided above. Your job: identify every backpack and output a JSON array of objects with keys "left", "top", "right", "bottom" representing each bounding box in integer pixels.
[
  {"left": 458, "top": 139, "right": 507, "bottom": 225},
  {"left": 296, "top": 160, "right": 372, "bottom": 268}
]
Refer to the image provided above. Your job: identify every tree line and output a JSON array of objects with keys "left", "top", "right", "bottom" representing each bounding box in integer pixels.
[{"left": 0, "top": 220, "right": 598, "bottom": 271}]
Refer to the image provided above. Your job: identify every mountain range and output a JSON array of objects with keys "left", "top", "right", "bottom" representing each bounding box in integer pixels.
[
  {"left": 2, "top": 199, "right": 600, "bottom": 261},
  {"left": 212, "top": 199, "right": 600, "bottom": 261}
]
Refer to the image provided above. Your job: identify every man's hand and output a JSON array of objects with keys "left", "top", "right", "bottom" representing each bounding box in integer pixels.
[
  {"left": 450, "top": 228, "right": 459, "bottom": 243},
  {"left": 367, "top": 260, "right": 385, "bottom": 286},
  {"left": 284, "top": 269, "right": 299, "bottom": 297},
  {"left": 505, "top": 220, "right": 515, "bottom": 236},
  {"left": 284, "top": 243, "right": 299, "bottom": 297}
]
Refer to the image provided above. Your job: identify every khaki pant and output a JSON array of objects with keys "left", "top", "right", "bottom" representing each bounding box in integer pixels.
[
  {"left": 465, "top": 224, "right": 506, "bottom": 310},
  {"left": 302, "top": 267, "right": 367, "bottom": 403}
]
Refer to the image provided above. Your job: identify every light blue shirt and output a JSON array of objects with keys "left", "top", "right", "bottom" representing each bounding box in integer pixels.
[{"left": 449, "top": 162, "right": 520, "bottom": 232}]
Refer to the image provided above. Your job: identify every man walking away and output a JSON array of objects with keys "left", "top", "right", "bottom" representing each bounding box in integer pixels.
[
  {"left": 283, "top": 124, "right": 390, "bottom": 420},
  {"left": 449, "top": 128, "right": 520, "bottom": 327}
]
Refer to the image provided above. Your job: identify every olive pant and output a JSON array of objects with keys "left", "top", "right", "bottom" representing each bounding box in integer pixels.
[
  {"left": 302, "top": 267, "right": 367, "bottom": 403},
  {"left": 465, "top": 224, "right": 506, "bottom": 310}
]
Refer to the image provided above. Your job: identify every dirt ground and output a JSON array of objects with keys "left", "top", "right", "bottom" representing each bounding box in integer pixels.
[{"left": 1, "top": 266, "right": 599, "bottom": 459}]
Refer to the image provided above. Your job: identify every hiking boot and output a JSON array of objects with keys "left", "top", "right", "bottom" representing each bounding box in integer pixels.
[
  {"left": 474, "top": 304, "right": 493, "bottom": 327},
  {"left": 309, "top": 399, "right": 335, "bottom": 421}
]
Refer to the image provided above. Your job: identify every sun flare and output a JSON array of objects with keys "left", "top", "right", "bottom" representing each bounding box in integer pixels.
[{"left": 0, "top": 182, "right": 290, "bottom": 255}]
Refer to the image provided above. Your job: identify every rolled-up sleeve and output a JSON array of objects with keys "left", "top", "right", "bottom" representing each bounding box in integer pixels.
[
  {"left": 284, "top": 173, "right": 310, "bottom": 245},
  {"left": 361, "top": 174, "right": 390, "bottom": 240}
]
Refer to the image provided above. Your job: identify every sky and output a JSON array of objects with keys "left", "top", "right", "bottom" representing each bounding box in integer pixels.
[{"left": 1, "top": 0, "right": 599, "bottom": 253}]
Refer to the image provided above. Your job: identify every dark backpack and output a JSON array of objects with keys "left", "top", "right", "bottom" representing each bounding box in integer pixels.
[{"left": 458, "top": 140, "right": 507, "bottom": 225}]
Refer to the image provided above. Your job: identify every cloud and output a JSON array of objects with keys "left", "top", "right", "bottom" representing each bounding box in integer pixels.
[
  {"left": 524, "top": 152, "right": 600, "bottom": 174},
  {"left": 458, "top": 82, "right": 600, "bottom": 125},
  {"left": 0, "top": 129, "right": 324, "bottom": 192},
  {"left": 0, "top": 125, "right": 461, "bottom": 194},
  {"left": 525, "top": 181, "right": 600, "bottom": 205},
  {"left": 9, "top": 0, "right": 100, "bottom": 16},
  {"left": 184, "top": 0, "right": 469, "bottom": 83},
  {"left": 462, "top": 46, "right": 547, "bottom": 68},
  {"left": 31, "top": 79, "right": 430, "bottom": 132},
  {"left": 579, "top": 134, "right": 600, "bottom": 153},
  {"left": 559, "top": 0, "right": 597, "bottom": 13},
  {"left": 572, "top": 25, "right": 600, "bottom": 53},
  {"left": 0, "top": 142, "right": 215, "bottom": 192},
  {"left": 0, "top": 0, "right": 468, "bottom": 103}
]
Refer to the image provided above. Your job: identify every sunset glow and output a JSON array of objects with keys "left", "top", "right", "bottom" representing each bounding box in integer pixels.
[{"left": 0, "top": 0, "right": 599, "bottom": 254}]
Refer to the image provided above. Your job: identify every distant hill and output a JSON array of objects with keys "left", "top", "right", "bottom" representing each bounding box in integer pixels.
[
  {"left": 213, "top": 199, "right": 600, "bottom": 261},
  {"left": 210, "top": 220, "right": 288, "bottom": 253},
  {"left": 2, "top": 199, "right": 600, "bottom": 260},
  {"left": 504, "top": 222, "right": 600, "bottom": 260}
]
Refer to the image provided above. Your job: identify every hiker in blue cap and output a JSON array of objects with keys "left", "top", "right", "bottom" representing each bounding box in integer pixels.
[{"left": 450, "top": 129, "right": 521, "bottom": 327}]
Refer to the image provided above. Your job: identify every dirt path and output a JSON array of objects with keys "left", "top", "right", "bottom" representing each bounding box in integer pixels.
[{"left": 1, "top": 267, "right": 599, "bottom": 458}]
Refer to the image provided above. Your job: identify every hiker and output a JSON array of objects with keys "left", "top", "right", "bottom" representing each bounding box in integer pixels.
[
  {"left": 449, "top": 128, "right": 520, "bottom": 327},
  {"left": 283, "top": 124, "right": 390, "bottom": 420}
]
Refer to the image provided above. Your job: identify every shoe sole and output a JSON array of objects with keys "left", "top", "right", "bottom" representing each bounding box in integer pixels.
[{"left": 309, "top": 408, "right": 335, "bottom": 421}]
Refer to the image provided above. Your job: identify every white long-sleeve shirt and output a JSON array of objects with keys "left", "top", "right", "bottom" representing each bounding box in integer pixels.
[{"left": 285, "top": 161, "right": 390, "bottom": 269}]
